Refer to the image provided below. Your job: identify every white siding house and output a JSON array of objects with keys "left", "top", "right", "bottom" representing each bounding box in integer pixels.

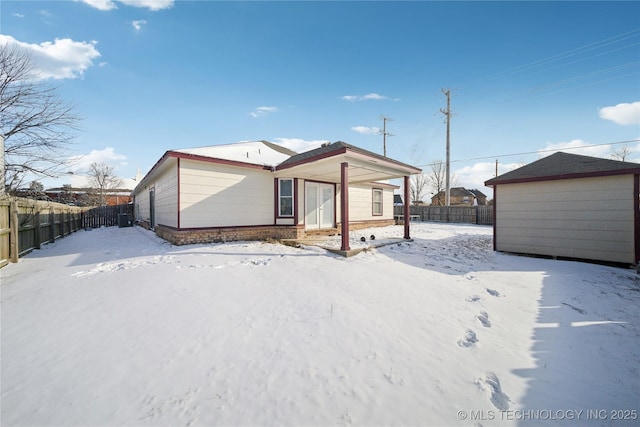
[
  {"left": 132, "top": 141, "right": 421, "bottom": 253},
  {"left": 485, "top": 152, "right": 640, "bottom": 265}
]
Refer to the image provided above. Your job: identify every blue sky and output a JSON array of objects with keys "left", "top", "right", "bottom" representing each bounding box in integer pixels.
[{"left": 2, "top": 0, "right": 639, "bottom": 198}]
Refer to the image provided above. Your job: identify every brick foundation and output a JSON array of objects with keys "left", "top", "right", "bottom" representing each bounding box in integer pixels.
[
  {"left": 154, "top": 224, "right": 306, "bottom": 246},
  {"left": 150, "top": 218, "right": 396, "bottom": 246}
]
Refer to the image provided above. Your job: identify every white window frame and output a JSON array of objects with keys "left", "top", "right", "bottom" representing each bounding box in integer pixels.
[
  {"left": 372, "top": 188, "right": 383, "bottom": 216},
  {"left": 278, "top": 178, "right": 294, "bottom": 217}
]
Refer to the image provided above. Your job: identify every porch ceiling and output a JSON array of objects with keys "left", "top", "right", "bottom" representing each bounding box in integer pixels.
[{"left": 275, "top": 152, "right": 419, "bottom": 184}]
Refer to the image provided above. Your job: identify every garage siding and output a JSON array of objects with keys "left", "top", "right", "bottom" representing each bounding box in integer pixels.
[{"left": 496, "top": 175, "right": 634, "bottom": 264}]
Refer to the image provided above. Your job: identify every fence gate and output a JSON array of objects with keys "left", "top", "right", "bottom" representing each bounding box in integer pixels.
[{"left": 82, "top": 204, "right": 133, "bottom": 228}]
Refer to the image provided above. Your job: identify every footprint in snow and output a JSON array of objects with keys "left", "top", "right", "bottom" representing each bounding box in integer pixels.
[
  {"left": 475, "top": 372, "right": 512, "bottom": 411},
  {"left": 486, "top": 288, "right": 501, "bottom": 297},
  {"left": 465, "top": 295, "right": 482, "bottom": 303},
  {"left": 477, "top": 311, "right": 491, "bottom": 327},
  {"left": 457, "top": 329, "right": 478, "bottom": 348}
]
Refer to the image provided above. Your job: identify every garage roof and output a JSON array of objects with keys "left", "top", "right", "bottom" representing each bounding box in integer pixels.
[{"left": 485, "top": 152, "right": 640, "bottom": 186}]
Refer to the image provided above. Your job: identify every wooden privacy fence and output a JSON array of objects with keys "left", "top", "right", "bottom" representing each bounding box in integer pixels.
[
  {"left": 394, "top": 205, "right": 493, "bottom": 226},
  {"left": 0, "top": 197, "right": 84, "bottom": 268},
  {"left": 0, "top": 198, "right": 134, "bottom": 268},
  {"left": 81, "top": 203, "right": 133, "bottom": 228}
]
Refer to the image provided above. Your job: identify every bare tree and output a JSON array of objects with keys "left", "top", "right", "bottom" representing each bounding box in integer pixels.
[
  {"left": 612, "top": 145, "right": 632, "bottom": 162},
  {"left": 407, "top": 143, "right": 429, "bottom": 204},
  {"left": 88, "top": 162, "right": 122, "bottom": 206},
  {"left": 56, "top": 184, "right": 76, "bottom": 205},
  {"left": 0, "top": 43, "right": 80, "bottom": 193},
  {"left": 428, "top": 160, "right": 447, "bottom": 205},
  {"left": 428, "top": 160, "right": 458, "bottom": 205},
  {"left": 410, "top": 173, "right": 429, "bottom": 205}
]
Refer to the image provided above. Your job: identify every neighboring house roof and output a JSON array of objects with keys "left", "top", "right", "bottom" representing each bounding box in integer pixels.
[
  {"left": 46, "top": 187, "right": 132, "bottom": 196},
  {"left": 433, "top": 187, "right": 476, "bottom": 199},
  {"left": 469, "top": 189, "right": 487, "bottom": 199},
  {"left": 485, "top": 152, "right": 640, "bottom": 186},
  {"left": 394, "top": 194, "right": 403, "bottom": 205}
]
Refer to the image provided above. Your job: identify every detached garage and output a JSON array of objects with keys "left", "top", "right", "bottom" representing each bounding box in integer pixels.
[{"left": 485, "top": 152, "right": 640, "bottom": 266}]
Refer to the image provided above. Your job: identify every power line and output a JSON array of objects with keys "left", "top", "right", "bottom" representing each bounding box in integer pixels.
[
  {"left": 462, "top": 28, "right": 640, "bottom": 91},
  {"left": 513, "top": 60, "right": 640, "bottom": 95}
]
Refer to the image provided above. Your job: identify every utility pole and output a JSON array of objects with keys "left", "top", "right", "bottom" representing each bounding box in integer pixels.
[
  {"left": 440, "top": 89, "right": 451, "bottom": 206},
  {"left": 378, "top": 115, "right": 394, "bottom": 157}
]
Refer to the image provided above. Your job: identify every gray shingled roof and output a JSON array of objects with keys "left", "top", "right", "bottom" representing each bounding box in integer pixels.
[
  {"left": 485, "top": 152, "right": 640, "bottom": 185},
  {"left": 277, "top": 141, "right": 420, "bottom": 172},
  {"left": 432, "top": 187, "right": 475, "bottom": 198}
]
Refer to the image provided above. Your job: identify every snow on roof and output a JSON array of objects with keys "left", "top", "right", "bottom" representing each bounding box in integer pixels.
[{"left": 174, "top": 141, "right": 296, "bottom": 167}]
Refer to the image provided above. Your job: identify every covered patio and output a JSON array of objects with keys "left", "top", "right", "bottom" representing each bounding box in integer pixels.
[{"left": 275, "top": 141, "right": 422, "bottom": 256}]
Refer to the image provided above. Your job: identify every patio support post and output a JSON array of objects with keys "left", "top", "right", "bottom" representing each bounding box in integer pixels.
[
  {"left": 404, "top": 175, "right": 410, "bottom": 239},
  {"left": 341, "top": 162, "right": 350, "bottom": 251}
]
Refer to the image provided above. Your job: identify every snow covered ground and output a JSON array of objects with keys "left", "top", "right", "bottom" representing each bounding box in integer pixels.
[{"left": 2, "top": 223, "right": 639, "bottom": 427}]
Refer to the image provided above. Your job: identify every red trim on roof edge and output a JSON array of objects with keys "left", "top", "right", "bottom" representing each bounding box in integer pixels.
[
  {"left": 277, "top": 147, "right": 349, "bottom": 171},
  {"left": 133, "top": 150, "right": 272, "bottom": 195},
  {"left": 485, "top": 168, "right": 640, "bottom": 186},
  {"left": 171, "top": 151, "right": 272, "bottom": 170}
]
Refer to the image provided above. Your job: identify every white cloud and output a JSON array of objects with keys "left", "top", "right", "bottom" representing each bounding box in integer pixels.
[
  {"left": 362, "top": 93, "right": 386, "bottom": 100},
  {"left": 78, "top": 0, "right": 174, "bottom": 11},
  {"left": 455, "top": 161, "right": 520, "bottom": 189},
  {"left": 272, "top": 138, "right": 329, "bottom": 153},
  {"left": 35, "top": 148, "right": 128, "bottom": 188},
  {"left": 119, "top": 0, "right": 174, "bottom": 10},
  {"left": 538, "top": 139, "right": 612, "bottom": 158},
  {"left": 341, "top": 93, "right": 388, "bottom": 102},
  {"left": 67, "top": 147, "right": 127, "bottom": 172},
  {"left": 0, "top": 34, "right": 101, "bottom": 80},
  {"left": 78, "top": 0, "right": 117, "bottom": 10},
  {"left": 132, "top": 19, "right": 147, "bottom": 32},
  {"left": 351, "top": 126, "right": 380, "bottom": 135},
  {"left": 250, "top": 106, "right": 278, "bottom": 118},
  {"left": 13, "top": 13, "right": 25, "bottom": 18},
  {"left": 599, "top": 101, "right": 640, "bottom": 126}
]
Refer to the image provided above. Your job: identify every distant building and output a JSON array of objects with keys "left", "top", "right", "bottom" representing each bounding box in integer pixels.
[
  {"left": 431, "top": 187, "right": 487, "bottom": 206},
  {"left": 44, "top": 187, "right": 132, "bottom": 206}
]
